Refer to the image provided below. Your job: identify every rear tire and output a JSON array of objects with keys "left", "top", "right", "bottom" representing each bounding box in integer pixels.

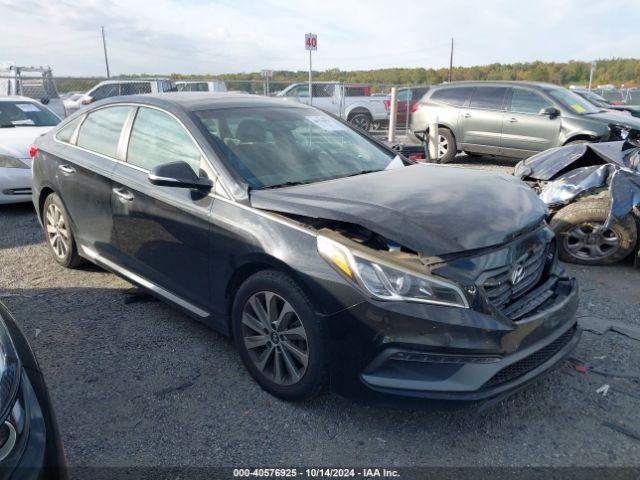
[
  {"left": 42, "top": 193, "right": 85, "bottom": 268},
  {"left": 231, "top": 270, "right": 328, "bottom": 401},
  {"left": 436, "top": 127, "right": 457, "bottom": 163},
  {"left": 550, "top": 196, "right": 637, "bottom": 265},
  {"left": 348, "top": 112, "right": 373, "bottom": 131}
]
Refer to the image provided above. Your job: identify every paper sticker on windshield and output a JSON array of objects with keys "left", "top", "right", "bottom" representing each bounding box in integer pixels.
[
  {"left": 16, "top": 103, "right": 40, "bottom": 113},
  {"left": 571, "top": 103, "right": 586, "bottom": 113},
  {"left": 305, "top": 115, "right": 348, "bottom": 131}
]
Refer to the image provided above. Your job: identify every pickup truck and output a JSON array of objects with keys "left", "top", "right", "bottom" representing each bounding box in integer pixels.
[
  {"left": 0, "top": 64, "right": 66, "bottom": 118},
  {"left": 277, "top": 82, "right": 388, "bottom": 131}
]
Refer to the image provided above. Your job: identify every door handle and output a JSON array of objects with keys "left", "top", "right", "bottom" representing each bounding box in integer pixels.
[
  {"left": 507, "top": 117, "right": 518, "bottom": 123},
  {"left": 58, "top": 165, "right": 76, "bottom": 174},
  {"left": 462, "top": 112, "right": 472, "bottom": 118},
  {"left": 112, "top": 187, "right": 134, "bottom": 202}
]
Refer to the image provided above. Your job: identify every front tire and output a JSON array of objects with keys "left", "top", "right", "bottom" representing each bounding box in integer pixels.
[
  {"left": 43, "top": 193, "right": 84, "bottom": 268},
  {"left": 231, "top": 270, "right": 328, "bottom": 401},
  {"left": 550, "top": 196, "right": 637, "bottom": 265}
]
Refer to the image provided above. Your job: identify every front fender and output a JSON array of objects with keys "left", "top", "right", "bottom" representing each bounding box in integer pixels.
[{"left": 559, "top": 118, "right": 609, "bottom": 144}]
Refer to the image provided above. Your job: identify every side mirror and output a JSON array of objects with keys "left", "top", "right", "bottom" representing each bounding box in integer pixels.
[
  {"left": 539, "top": 106, "right": 560, "bottom": 118},
  {"left": 148, "top": 161, "right": 213, "bottom": 190},
  {"left": 81, "top": 96, "right": 93, "bottom": 105},
  {"left": 40, "top": 98, "right": 50, "bottom": 105}
]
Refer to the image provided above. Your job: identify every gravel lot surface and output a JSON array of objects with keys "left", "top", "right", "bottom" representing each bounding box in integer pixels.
[{"left": 1, "top": 155, "right": 639, "bottom": 468}]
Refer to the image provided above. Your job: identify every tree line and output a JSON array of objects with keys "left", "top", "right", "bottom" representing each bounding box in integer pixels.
[{"left": 174, "top": 58, "right": 640, "bottom": 88}]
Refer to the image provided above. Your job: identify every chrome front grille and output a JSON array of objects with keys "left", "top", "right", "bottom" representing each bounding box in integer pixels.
[{"left": 482, "top": 242, "right": 549, "bottom": 319}]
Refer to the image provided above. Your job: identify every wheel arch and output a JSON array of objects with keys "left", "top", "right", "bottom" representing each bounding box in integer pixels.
[
  {"left": 224, "top": 255, "right": 322, "bottom": 337},
  {"left": 345, "top": 106, "right": 372, "bottom": 120},
  {"left": 562, "top": 133, "right": 599, "bottom": 145},
  {"left": 37, "top": 185, "right": 55, "bottom": 223}
]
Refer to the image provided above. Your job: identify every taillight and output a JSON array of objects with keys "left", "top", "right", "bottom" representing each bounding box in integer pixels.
[
  {"left": 408, "top": 153, "right": 425, "bottom": 161},
  {"left": 411, "top": 103, "right": 421, "bottom": 113},
  {"left": 383, "top": 99, "right": 390, "bottom": 112},
  {"left": 29, "top": 145, "right": 38, "bottom": 158}
]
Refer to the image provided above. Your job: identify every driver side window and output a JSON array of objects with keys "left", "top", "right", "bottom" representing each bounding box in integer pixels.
[
  {"left": 127, "top": 107, "right": 203, "bottom": 174},
  {"left": 509, "top": 89, "right": 552, "bottom": 114},
  {"left": 285, "top": 85, "right": 309, "bottom": 98}
]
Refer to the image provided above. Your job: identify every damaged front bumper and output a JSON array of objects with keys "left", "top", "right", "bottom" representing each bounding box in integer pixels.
[{"left": 325, "top": 272, "right": 579, "bottom": 402}]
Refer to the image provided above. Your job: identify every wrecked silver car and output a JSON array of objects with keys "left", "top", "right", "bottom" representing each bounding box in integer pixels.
[{"left": 515, "top": 139, "right": 640, "bottom": 266}]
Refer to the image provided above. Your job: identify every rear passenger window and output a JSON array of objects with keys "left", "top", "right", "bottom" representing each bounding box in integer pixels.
[
  {"left": 55, "top": 117, "right": 82, "bottom": 143},
  {"left": 127, "top": 107, "right": 202, "bottom": 174},
  {"left": 90, "top": 84, "right": 119, "bottom": 101},
  {"left": 76, "top": 106, "right": 132, "bottom": 157},
  {"left": 469, "top": 87, "right": 508, "bottom": 110},
  {"left": 509, "top": 89, "right": 552, "bottom": 114},
  {"left": 430, "top": 87, "right": 474, "bottom": 107}
]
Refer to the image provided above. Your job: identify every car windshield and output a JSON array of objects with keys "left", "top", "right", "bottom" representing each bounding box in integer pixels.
[
  {"left": 0, "top": 101, "right": 60, "bottom": 127},
  {"left": 195, "top": 107, "right": 404, "bottom": 189},
  {"left": 583, "top": 91, "right": 609, "bottom": 104},
  {"left": 547, "top": 88, "right": 601, "bottom": 114}
]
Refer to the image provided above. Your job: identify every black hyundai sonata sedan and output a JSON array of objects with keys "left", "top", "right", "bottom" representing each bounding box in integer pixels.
[
  {"left": 0, "top": 302, "right": 66, "bottom": 479},
  {"left": 32, "top": 93, "right": 580, "bottom": 402}
]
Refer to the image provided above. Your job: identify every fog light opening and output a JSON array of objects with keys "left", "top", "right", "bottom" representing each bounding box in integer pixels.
[{"left": 0, "top": 421, "right": 17, "bottom": 462}]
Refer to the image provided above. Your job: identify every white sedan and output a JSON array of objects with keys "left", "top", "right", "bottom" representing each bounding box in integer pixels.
[{"left": 0, "top": 96, "right": 60, "bottom": 204}]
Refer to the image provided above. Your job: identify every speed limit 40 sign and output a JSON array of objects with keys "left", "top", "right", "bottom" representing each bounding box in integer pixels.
[{"left": 305, "top": 33, "right": 317, "bottom": 51}]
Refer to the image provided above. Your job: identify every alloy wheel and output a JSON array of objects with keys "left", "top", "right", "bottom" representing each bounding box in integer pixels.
[
  {"left": 351, "top": 114, "right": 370, "bottom": 130},
  {"left": 241, "top": 291, "right": 309, "bottom": 386},
  {"left": 45, "top": 203, "right": 70, "bottom": 260},
  {"left": 438, "top": 134, "right": 448, "bottom": 158},
  {"left": 564, "top": 222, "right": 620, "bottom": 261}
]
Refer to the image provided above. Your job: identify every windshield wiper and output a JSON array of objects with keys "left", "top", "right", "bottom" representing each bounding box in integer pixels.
[
  {"left": 261, "top": 180, "right": 312, "bottom": 190},
  {"left": 0, "top": 124, "right": 15, "bottom": 128},
  {"left": 343, "top": 169, "right": 381, "bottom": 178}
]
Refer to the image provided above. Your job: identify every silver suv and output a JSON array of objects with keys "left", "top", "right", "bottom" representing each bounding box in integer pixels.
[{"left": 409, "top": 81, "right": 640, "bottom": 163}]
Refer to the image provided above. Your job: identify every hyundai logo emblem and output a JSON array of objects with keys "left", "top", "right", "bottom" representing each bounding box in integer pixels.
[{"left": 510, "top": 263, "right": 526, "bottom": 285}]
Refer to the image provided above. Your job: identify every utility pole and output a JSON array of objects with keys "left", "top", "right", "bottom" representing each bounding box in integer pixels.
[
  {"left": 448, "top": 37, "right": 454, "bottom": 83},
  {"left": 101, "top": 26, "right": 111, "bottom": 79}
]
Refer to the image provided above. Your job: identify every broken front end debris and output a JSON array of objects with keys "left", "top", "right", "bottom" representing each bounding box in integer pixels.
[{"left": 515, "top": 138, "right": 640, "bottom": 266}]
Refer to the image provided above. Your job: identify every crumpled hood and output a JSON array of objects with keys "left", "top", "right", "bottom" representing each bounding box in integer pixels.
[
  {"left": 515, "top": 140, "right": 640, "bottom": 228},
  {"left": 515, "top": 140, "right": 639, "bottom": 181},
  {"left": 0, "top": 127, "right": 52, "bottom": 158},
  {"left": 250, "top": 164, "right": 547, "bottom": 257}
]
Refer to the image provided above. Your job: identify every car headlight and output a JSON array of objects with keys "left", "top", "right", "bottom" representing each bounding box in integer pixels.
[
  {"left": 317, "top": 234, "right": 469, "bottom": 308},
  {"left": 609, "top": 124, "right": 630, "bottom": 140},
  {"left": 0, "top": 319, "right": 20, "bottom": 423},
  {"left": 0, "top": 323, "right": 19, "bottom": 409},
  {"left": 0, "top": 155, "right": 29, "bottom": 169}
]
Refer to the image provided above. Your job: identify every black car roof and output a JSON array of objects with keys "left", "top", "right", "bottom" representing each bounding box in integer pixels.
[{"left": 95, "top": 92, "right": 309, "bottom": 112}]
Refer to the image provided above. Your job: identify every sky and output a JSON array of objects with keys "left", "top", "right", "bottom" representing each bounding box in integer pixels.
[{"left": 1, "top": 0, "right": 639, "bottom": 76}]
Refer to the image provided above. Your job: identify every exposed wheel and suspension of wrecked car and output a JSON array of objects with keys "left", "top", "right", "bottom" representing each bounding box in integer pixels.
[
  {"left": 31, "top": 93, "right": 580, "bottom": 402},
  {"left": 516, "top": 133, "right": 640, "bottom": 266}
]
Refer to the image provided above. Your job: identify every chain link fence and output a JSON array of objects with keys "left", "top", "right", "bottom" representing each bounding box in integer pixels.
[
  {"left": 1, "top": 74, "right": 429, "bottom": 145},
  {"left": 4, "top": 73, "right": 640, "bottom": 150},
  {"left": 591, "top": 87, "right": 640, "bottom": 105}
]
